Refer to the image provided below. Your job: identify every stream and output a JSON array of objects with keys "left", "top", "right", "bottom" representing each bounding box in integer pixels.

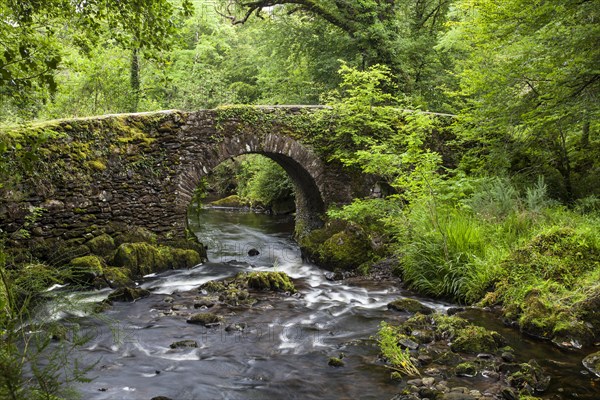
[{"left": 48, "top": 208, "right": 598, "bottom": 399}]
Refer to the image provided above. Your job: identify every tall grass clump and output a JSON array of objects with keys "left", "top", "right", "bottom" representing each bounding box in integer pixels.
[{"left": 398, "top": 177, "right": 553, "bottom": 304}]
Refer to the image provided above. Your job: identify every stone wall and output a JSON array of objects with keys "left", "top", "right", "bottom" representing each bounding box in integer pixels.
[{"left": 0, "top": 106, "right": 370, "bottom": 242}]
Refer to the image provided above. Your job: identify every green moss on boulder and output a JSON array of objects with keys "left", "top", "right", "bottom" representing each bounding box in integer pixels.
[
  {"left": 387, "top": 298, "right": 434, "bottom": 315},
  {"left": 300, "top": 221, "right": 373, "bottom": 271},
  {"left": 450, "top": 325, "right": 502, "bottom": 354},
  {"left": 186, "top": 312, "right": 222, "bottom": 326},
  {"left": 86, "top": 234, "right": 116, "bottom": 258},
  {"left": 66, "top": 255, "right": 104, "bottom": 286},
  {"left": 103, "top": 267, "right": 133, "bottom": 287},
  {"left": 210, "top": 195, "right": 249, "bottom": 208},
  {"left": 244, "top": 271, "right": 296, "bottom": 293},
  {"left": 113, "top": 242, "right": 202, "bottom": 278},
  {"left": 107, "top": 286, "right": 150, "bottom": 302}
]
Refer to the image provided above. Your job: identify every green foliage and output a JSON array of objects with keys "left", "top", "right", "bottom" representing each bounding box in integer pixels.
[
  {"left": 377, "top": 322, "right": 420, "bottom": 377},
  {"left": 236, "top": 155, "right": 294, "bottom": 208}
]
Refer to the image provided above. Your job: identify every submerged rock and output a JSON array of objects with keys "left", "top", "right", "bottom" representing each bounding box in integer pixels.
[
  {"left": 107, "top": 286, "right": 150, "bottom": 302},
  {"left": 169, "top": 340, "right": 198, "bottom": 349},
  {"left": 186, "top": 312, "right": 223, "bottom": 326},
  {"left": 328, "top": 357, "right": 345, "bottom": 367},
  {"left": 387, "top": 298, "right": 434, "bottom": 315},
  {"left": 582, "top": 351, "right": 600, "bottom": 377},
  {"left": 247, "top": 248, "right": 260, "bottom": 256}
]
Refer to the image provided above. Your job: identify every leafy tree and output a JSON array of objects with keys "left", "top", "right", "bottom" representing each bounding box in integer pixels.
[
  {"left": 442, "top": 0, "right": 600, "bottom": 201},
  {"left": 0, "top": 0, "right": 194, "bottom": 117},
  {"left": 221, "top": 0, "right": 454, "bottom": 107}
]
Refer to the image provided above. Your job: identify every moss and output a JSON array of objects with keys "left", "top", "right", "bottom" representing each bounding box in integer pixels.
[
  {"left": 186, "top": 312, "right": 222, "bottom": 326},
  {"left": 103, "top": 267, "right": 133, "bottom": 287},
  {"left": 12, "top": 263, "right": 61, "bottom": 295},
  {"left": 328, "top": 357, "right": 345, "bottom": 367},
  {"left": 86, "top": 233, "right": 116, "bottom": 258},
  {"left": 170, "top": 340, "right": 198, "bottom": 349},
  {"left": 244, "top": 271, "right": 296, "bottom": 293},
  {"left": 450, "top": 325, "right": 501, "bottom": 354},
  {"left": 455, "top": 362, "right": 478, "bottom": 377},
  {"left": 86, "top": 159, "right": 107, "bottom": 171},
  {"left": 165, "top": 248, "right": 202, "bottom": 269},
  {"left": 65, "top": 255, "right": 104, "bottom": 286},
  {"left": 114, "top": 226, "right": 157, "bottom": 245},
  {"left": 301, "top": 222, "right": 373, "bottom": 271},
  {"left": 387, "top": 298, "right": 434, "bottom": 315},
  {"left": 107, "top": 286, "right": 150, "bottom": 302},
  {"left": 210, "top": 195, "right": 249, "bottom": 208}
]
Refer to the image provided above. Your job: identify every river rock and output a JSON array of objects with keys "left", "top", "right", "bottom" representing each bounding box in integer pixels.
[
  {"left": 186, "top": 312, "right": 223, "bottom": 326},
  {"left": 387, "top": 298, "right": 434, "bottom": 315},
  {"left": 582, "top": 351, "right": 600, "bottom": 377},
  {"left": 169, "top": 340, "right": 198, "bottom": 349},
  {"left": 247, "top": 248, "right": 260, "bottom": 256},
  {"left": 107, "top": 286, "right": 150, "bottom": 302},
  {"left": 328, "top": 357, "right": 345, "bottom": 367},
  {"left": 442, "top": 393, "right": 476, "bottom": 400},
  {"left": 398, "top": 337, "right": 419, "bottom": 350}
]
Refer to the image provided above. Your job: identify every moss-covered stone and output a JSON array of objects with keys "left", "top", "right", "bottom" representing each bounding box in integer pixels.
[
  {"left": 114, "top": 226, "right": 158, "bottom": 246},
  {"left": 113, "top": 242, "right": 202, "bottom": 278},
  {"left": 300, "top": 220, "right": 373, "bottom": 271},
  {"left": 244, "top": 271, "right": 296, "bottom": 292},
  {"left": 168, "top": 248, "right": 202, "bottom": 269},
  {"left": 328, "top": 357, "right": 345, "bottom": 367},
  {"left": 169, "top": 340, "right": 198, "bottom": 349},
  {"left": 86, "top": 234, "right": 116, "bottom": 258},
  {"left": 186, "top": 312, "right": 223, "bottom": 326},
  {"left": 210, "top": 195, "right": 249, "bottom": 208},
  {"left": 455, "top": 362, "right": 478, "bottom": 377},
  {"left": 387, "top": 298, "right": 434, "bottom": 315},
  {"left": 103, "top": 267, "right": 133, "bottom": 287},
  {"left": 65, "top": 255, "right": 104, "bottom": 286},
  {"left": 450, "top": 325, "right": 502, "bottom": 354},
  {"left": 107, "top": 286, "right": 150, "bottom": 302}
]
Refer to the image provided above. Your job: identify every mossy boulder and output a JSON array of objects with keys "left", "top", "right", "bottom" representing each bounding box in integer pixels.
[
  {"left": 113, "top": 242, "right": 202, "bottom": 278},
  {"left": 450, "top": 325, "right": 503, "bottom": 354},
  {"left": 86, "top": 234, "right": 116, "bottom": 258},
  {"left": 103, "top": 267, "right": 133, "bottom": 287},
  {"left": 328, "top": 357, "right": 345, "bottom": 367},
  {"left": 245, "top": 271, "right": 296, "bottom": 292},
  {"left": 506, "top": 360, "right": 551, "bottom": 393},
  {"left": 210, "top": 195, "right": 249, "bottom": 208},
  {"left": 455, "top": 362, "right": 478, "bottom": 377},
  {"left": 113, "top": 242, "right": 163, "bottom": 276},
  {"left": 114, "top": 226, "right": 157, "bottom": 246},
  {"left": 65, "top": 255, "right": 104, "bottom": 286},
  {"left": 300, "top": 221, "right": 373, "bottom": 271},
  {"left": 186, "top": 312, "right": 222, "bottom": 326},
  {"left": 107, "top": 286, "right": 150, "bottom": 302},
  {"left": 387, "top": 298, "right": 434, "bottom": 315}
]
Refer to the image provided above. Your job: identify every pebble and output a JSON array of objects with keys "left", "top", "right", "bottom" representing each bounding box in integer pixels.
[{"left": 422, "top": 377, "right": 436, "bottom": 386}]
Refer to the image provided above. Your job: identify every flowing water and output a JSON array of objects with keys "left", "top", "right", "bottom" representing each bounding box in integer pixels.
[
  {"left": 66, "top": 208, "right": 447, "bottom": 399},
  {"left": 51, "top": 208, "right": 598, "bottom": 399}
]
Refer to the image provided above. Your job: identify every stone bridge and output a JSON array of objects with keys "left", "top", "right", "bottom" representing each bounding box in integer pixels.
[{"left": 0, "top": 106, "right": 370, "bottom": 242}]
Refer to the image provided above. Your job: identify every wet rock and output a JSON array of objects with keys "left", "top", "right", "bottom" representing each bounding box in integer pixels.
[
  {"left": 422, "top": 377, "right": 436, "bottom": 386},
  {"left": 151, "top": 397, "right": 173, "bottom": 400},
  {"left": 328, "top": 357, "right": 345, "bottom": 367},
  {"left": 225, "top": 323, "right": 247, "bottom": 332},
  {"left": 398, "top": 337, "right": 420, "bottom": 350},
  {"left": 387, "top": 298, "right": 434, "bottom": 315},
  {"left": 447, "top": 307, "right": 466, "bottom": 316},
  {"left": 443, "top": 393, "right": 476, "bottom": 400},
  {"left": 500, "top": 387, "right": 518, "bottom": 400},
  {"left": 86, "top": 233, "right": 116, "bottom": 258},
  {"left": 66, "top": 255, "right": 104, "bottom": 286},
  {"left": 418, "top": 387, "right": 440, "bottom": 399},
  {"left": 506, "top": 360, "right": 551, "bottom": 393},
  {"left": 450, "top": 326, "right": 501, "bottom": 354},
  {"left": 435, "top": 351, "right": 462, "bottom": 366},
  {"left": 455, "top": 362, "right": 477, "bottom": 377},
  {"left": 390, "top": 395, "right": 419, "bottom": 400},
  {"left": 582, "top": 351, "right": 600, "bottom": 377},
  {"left": 186, "top": 312, "right": 223, "bottom": 327},
  {"left": 169, "top": 340, "right": 198, "bottom": 349},
  {"left": 501, "top": 352, "right": 515, "bottom": 363},
  {"left": 247, "top": 248, "right": 260, "bottom": 256},
  {"left": 193, "top": 296, "right": 217, "bottom": 308},
  {"left": 107, "top": 286, "right": 150, "bottom": 302}
]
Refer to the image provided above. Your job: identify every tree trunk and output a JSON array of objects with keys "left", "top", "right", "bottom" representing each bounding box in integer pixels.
[{"left": 130, "top": 48, "right": 140, "bottom": 112}]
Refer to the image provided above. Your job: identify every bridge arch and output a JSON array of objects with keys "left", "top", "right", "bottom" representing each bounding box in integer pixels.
[{"left": 175, "top": 132, "right": 327, "bottom": 235}]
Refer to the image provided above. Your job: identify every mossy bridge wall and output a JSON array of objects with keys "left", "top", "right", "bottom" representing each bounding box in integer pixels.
[{"left": 0, "top": 106, "right": 369, "bottom": 242}]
